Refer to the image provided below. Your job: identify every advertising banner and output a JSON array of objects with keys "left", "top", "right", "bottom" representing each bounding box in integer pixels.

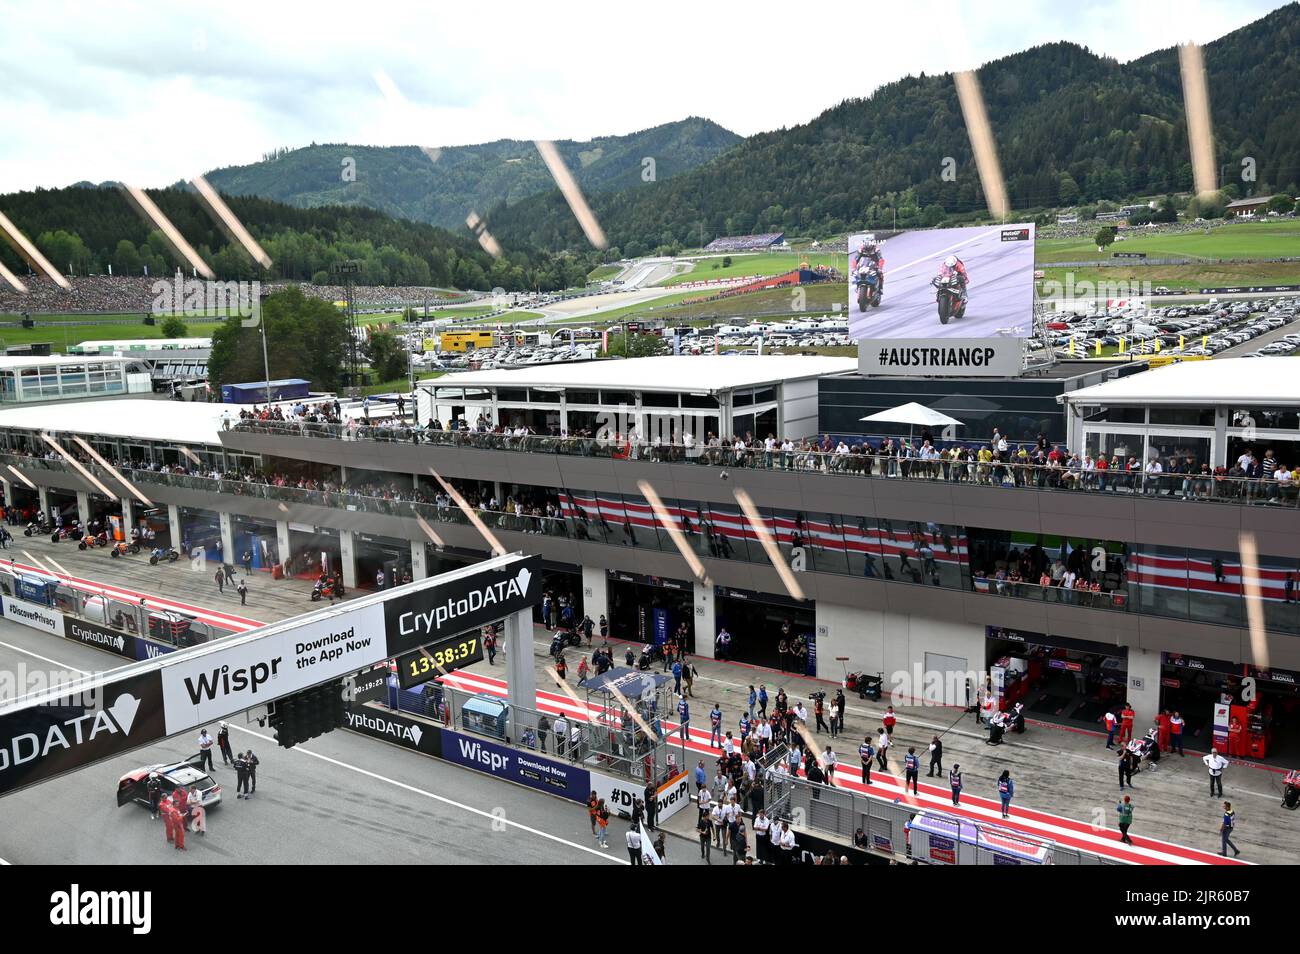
[
  {"left": 441, "top": 728, "right": 589, "bottom": 802},
  {"left": 383, "top": 556, "right": 541, "bottom": 658},
  {"left": 850, "top": 223, "right": 1035, "bottom": 377},
  {"left": 344, "top": 704, "right": 442, "bottom": 757},
  {"left": 591, "top": 769, "right": 692, "bottom": 822},
  {"left": 0, "top": 595, "right": 66, "bottom": 637},
  {"left": 160, "top": 603, "right": 387, "bottom": 734},
  {"left": 0, "top": 670, "right": 167, "bottom": 798},
  {"left": 64, "top": 618, "right": 135, "bottom": 660}
]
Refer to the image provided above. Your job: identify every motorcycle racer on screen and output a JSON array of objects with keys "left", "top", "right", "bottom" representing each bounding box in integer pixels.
[
  {"left": 851, "top": 239, "right": 885, "bottom": 311},
  {"left": 932, "top": 255, "right": 969, "bottom": 324}
]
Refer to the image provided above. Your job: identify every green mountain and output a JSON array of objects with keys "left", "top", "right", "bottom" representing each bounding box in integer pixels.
[
  {"left": 488, "top": 3, "right": 1300, "bottom": 253},
  {"left": 202, "top": 117, "right": 740, "bottom": 230},
  {"left": 0, "top": 185, "right": 603, "bottom": 292}
]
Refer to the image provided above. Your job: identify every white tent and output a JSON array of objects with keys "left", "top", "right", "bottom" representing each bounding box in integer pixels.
[{"left": 859, "top": 402, "right": 964, "bottom": 428}]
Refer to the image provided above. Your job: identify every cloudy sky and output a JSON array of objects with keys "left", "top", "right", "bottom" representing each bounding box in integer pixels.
[{"left": 0, "top": 0, "right": 1286, "bottom": 192}]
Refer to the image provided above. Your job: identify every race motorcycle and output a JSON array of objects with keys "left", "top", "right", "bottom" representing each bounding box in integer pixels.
[
  {"left": 932, "top": 273, "right": 968, "bottom": 324},
  {"left": 310, "top": 577, "right": 345, "bottom": 601},
  {"left": 78, "top": 531, "right": 110, "bottom": 550},
  {"left": 148, "top": 546, "right": 180, "bottom": 565},
  {"left": 50, "top": 524, "right": 82, "bottom": 543},
  {"left": 23, "top": 517, "right": 51, "bottom": 537},
  {"left": 854, "top": 261, "right": 883, "bottom": 311},
  {"left": 109, "top": 541, "right": 141, "bottom": 558}
]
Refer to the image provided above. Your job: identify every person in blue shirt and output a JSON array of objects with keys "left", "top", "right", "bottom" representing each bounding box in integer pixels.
[
  {"left": 709, "top": 704, "right": 723, "bottom": 748},
  {"left": 694, "top": 759, "right": 707, "bottom": 792},
  {"left": 672, "top": 660, "right": 683, "bottom": 695},
  {"left": 904, "top": 747, "right": 920, "bottom": 795},
  {"left": 858, "top": 737, "right": 875, "bottom": 785},
  {"left": 739, "top": 713, "right": 751, "bottom": 739},
  {"left": 758, "top": 685, "right": 769, "bottom": 718},
  {"left": 949, "top": 765, "right": 962, "bottom": 805},
  {"left": 1220, "top": 802, "right": 1240, "bottom": 857},
  {"left": 997, "top": 770, "right": 1015, "bottom": 818},
  {"left": 748, "top": 685, "right": 757, "bottom": 717},
  {"left": 677, "top": 697, "right": 690, "bottom": 741}
]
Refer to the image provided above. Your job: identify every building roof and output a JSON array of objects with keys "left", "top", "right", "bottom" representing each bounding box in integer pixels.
[
  {"left": 1062, "top": 358, "right": 1298, "bottom": 407},
  {"left": 0, "top": 354, "right": 135, "bottom": 370},
  {"left": 428, "top": 355, "right": 857, "bottom": 394},
  {"left": 1225, "top": 196, "right": 1274, "bottom": 209},
  {"left": 0, "top": 398, "right": 229, "bottom": 445}
]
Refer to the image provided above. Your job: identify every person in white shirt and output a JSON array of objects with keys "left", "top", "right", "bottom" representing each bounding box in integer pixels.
[
  {"left": 877, "top": 729, "right": 891, "bottom": 769},
  {"left": 697, "top": 786, "right": 713, "bottom": 820},
  {"left": 711, "top": 803, "right": 726, "bottom": 851},
  {"left": 626, "top": 826, "right": 643, "bottom": 865},
  {"left": 753, "top": 810, "right": 772, "bottom": 863},
  {"left": 795, "top": 702, "right": 808, "bottom": 725},
  {"left": 196, "top": 729, "right": 215, "bottom": 773},
  {"left": 823, "top": 746, "right": 838, "bottom": 785},
  {"left": 553, "top": 715, "right": 568, "bottom": 756},
  {"left": 1204, "top": 747, "right": 1228, "bottom": 797},
  {"left": 1144, "top": 458, "right": 1163, "bottom": 494},
  {"left": 781, "top": 438, "right": 795, "bottom": 470},
  {"left": 779, "top": 821, "right": 796, "bottom": 862},
  {"left": 763, "top": 435, "right": 776, "bottom": 468}
]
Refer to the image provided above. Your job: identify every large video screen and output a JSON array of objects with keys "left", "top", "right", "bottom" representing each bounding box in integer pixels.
[{"left": 848, "top": 223, "right": 1036, "bottom": 340}]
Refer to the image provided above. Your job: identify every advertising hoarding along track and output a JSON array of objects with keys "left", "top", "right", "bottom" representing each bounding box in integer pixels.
[
  {"left": 0, "top": 553, "right": 535, "bottom": 800},
  {"left": 383, "top": 556, "right": 540, "bottom": 657}
]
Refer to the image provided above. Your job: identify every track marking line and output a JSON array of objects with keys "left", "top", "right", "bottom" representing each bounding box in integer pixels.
[{"left": 228, "top": 724, "right": 626, "bottom": 864}]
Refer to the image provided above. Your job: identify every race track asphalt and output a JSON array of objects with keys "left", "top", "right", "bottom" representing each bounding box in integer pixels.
[{"left": 0, "top": 618, "right": 694, "bottom": 866}]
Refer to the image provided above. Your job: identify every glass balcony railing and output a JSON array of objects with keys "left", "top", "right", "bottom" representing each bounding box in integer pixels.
[
  {"left": 226, "top": 419, "right": 1300, "bottom": 509},
  {"left": 5, "top": 449, "right": 1298, "bottom": 636}
]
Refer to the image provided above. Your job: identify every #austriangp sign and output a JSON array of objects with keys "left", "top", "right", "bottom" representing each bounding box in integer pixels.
[{"left": 383, "top": 556, "right": 541, "bottom": 657}]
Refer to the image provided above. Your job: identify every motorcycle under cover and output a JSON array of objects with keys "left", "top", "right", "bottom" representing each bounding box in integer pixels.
[
  {"left": 382, "top": 556, "right": 541, "bottom": 657},
  {"left": 0, "top": 670, "right": 167, "bottom": 798}
]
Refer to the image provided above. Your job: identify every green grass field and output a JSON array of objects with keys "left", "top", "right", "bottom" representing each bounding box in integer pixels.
[
  {"left": 659, "top": 252, "right": 847, "bottom": 286},
  {"left": 1037, "top": 261, "right": 1300, "bottom": 293},
  {"left": 586, "top": 265, "right": 622, "bottom": 283},
  {"left": 1036, "top": 220, "right": 1300, "bottom": 263}
]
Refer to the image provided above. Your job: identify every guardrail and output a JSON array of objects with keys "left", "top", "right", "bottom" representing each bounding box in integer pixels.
[
  {"left": 9, "top": 449, "right": 1299, "bottom": 636},
  {"left": 227, "top": 419, "right": 1300, "bottom": 511}
]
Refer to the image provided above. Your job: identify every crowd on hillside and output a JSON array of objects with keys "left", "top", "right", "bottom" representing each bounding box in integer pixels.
[{"left": 0, "top": 275, "right": 470, "bottom": 314}]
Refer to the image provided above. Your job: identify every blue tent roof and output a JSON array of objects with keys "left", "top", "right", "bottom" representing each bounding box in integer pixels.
[{"left": 582, "top": 666, "right": 670, "bottom": 698}]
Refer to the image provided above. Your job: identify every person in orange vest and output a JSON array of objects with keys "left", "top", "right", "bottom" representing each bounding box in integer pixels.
[
  {"left": 1103, "top": 710, "right": 1118, "bottom": 749},
  {"left": 1118, "top": 703, "right": 1136, "bottom": 745}
]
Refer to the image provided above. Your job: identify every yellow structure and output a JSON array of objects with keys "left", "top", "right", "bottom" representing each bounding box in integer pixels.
[{"left": 439, "top": 330, "right": 497, "bottom": 352}]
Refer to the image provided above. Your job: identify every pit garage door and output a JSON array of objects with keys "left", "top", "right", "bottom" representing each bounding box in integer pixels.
[{"left": 923, "top": 652, "right": 970, "bottom": 707}]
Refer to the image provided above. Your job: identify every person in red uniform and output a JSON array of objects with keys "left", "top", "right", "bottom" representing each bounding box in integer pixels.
[
  {"left": 1156, "top": 710, "right": 1172, "bottom": 751},
  {"left": 1118, "top": 704, "right": 1136, "bottom": 745},
  {"left": 882, "top": 705, "right": 897, "bottom": 736},
  {"left": 161, "top": 793, "right": 176, "bottom": 846}
]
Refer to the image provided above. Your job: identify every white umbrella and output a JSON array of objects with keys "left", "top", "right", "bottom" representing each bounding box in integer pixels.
[{"left": 859, "top": 402, "right": 964, "bottom": 447}]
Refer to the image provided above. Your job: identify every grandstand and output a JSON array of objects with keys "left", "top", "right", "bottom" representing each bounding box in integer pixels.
[{"left": 702, "top": 232, "right": 786, "bottom": 252}]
